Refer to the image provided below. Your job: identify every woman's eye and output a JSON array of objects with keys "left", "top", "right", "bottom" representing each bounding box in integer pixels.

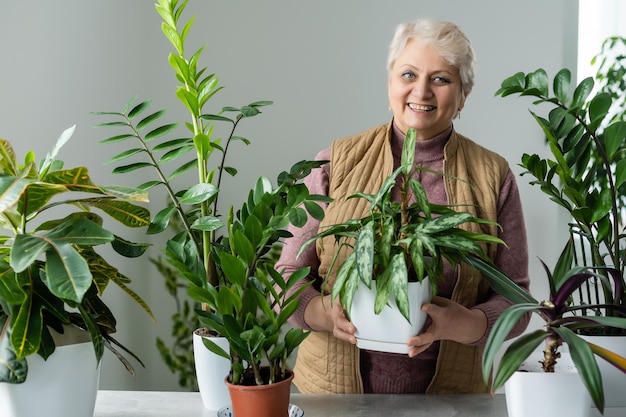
[
  {"left": 401, "top": 71, "right": 416, "bottom": 80},
  {"left": 433, "top": 76, "right": 451, "bottom": 84}
]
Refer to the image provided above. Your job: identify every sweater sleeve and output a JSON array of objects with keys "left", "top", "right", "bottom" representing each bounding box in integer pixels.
[
  {"left": 470, "top": 169, "right": 531, "bottom": 346},
  {"left": 274, "top": 148, "right": 331, "bottom": 330}
]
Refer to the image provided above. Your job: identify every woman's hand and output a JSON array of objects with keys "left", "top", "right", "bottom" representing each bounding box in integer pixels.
[
  {"left": 406, "top": 296, "right": 487, "bottom": 358},
  {"left": 304, "top": 294, "right": 357, "bottom": 344}
]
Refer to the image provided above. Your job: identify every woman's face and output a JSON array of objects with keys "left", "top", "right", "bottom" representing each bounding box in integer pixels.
[{"left": 388, "top": 39, "right": 465, "bottom": 140}]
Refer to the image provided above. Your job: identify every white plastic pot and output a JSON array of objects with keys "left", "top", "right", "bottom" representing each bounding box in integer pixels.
[
  {"left": 504, "top": 352, "right": 591, "bottom": 417},
  {"left": 0, "top": 341, "right": 100, "bottom": 417},
  {"left": 350, "top": 279, "right": 431, "bottom": 353},
  {"left": 193, "top": 328, "right": 231, "bottom": 411}
]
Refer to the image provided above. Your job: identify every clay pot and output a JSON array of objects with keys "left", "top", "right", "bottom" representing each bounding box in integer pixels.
[{"left": 225, "top": 370, "right": 293, "bottom": 417}]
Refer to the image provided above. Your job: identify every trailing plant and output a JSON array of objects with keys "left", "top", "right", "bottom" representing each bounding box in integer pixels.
[
  {"left": 299, "top": 127, "right": 505, "bottom": 323},
  {"left": 0, "top": 127, "right": 153, "bottom": 384},
  {"left": 495, "top": 68, "right": 626, "bottom": 329}
]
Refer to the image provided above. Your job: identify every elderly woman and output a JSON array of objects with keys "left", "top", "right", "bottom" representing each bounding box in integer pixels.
[{"left": 275, "top": 19, "right": 530, "bottom": 394}]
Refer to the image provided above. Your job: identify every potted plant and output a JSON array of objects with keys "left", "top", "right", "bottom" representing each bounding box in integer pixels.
[
  {"left": 487, "top": 66, "right": 626, "bottom": 411},
  {"left": 298, "top": 127, "right": 506, "bottom": 354},
  {"left": 464, "top": 65, "right": 626, "bottom": 415},
  {"left": 467, "top": 247, "right": 626, "bottom": 416},
  {"left": 184, "top": 161, "right": 326, "bottom": 417},
  {"left": 0, "top": 126, "right": 154, "bottom": 417},
  {"left": 94, "top": 0, "right": 328, "bottom": 413}
]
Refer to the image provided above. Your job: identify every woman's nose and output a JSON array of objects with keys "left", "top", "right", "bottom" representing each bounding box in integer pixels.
[{"left": 412, "top": 78, "right": 432, "bottom": 98}]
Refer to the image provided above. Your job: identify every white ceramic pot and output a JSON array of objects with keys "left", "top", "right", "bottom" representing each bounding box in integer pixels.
[
  {"left": 504, "top": 352, "right": 591, "bottom": 417},
  {"left": 193, "top": 328, "right": 231, "bottom": 411},
  {"left": 349, "top": 279, "right": 431, "bottom": 353},
  {"left": 0, "top": 341, "right": 100, "bottom": 417},
  {"left": 580, "top": 334, "right": 626, "bottom": 408}
]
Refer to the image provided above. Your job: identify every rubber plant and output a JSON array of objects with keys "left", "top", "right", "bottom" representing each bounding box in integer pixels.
[
  {"left": 0, "top": 126, "right": 154, "bottom": 384},
  {"left": 299, "top": 127, "right": 505, "bottom": 323}
]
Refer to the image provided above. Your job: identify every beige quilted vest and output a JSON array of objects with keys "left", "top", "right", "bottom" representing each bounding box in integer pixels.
[{"left": 293, "top": 121, "right": 509, "bottom": 394}]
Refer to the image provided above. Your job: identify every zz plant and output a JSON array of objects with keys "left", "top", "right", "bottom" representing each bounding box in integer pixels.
[
  {"left": 95, "top": 0, "right": 332, "bottom": 387},
  {"left": 495, "top": 68, "right": 626, "bottom": 327},
  {"left": 191, "top": 160, "right": 328, "bottom": 386},
  {"left": 0, "top": 126, "right": 153, "bottom": 384},
  {"left": 93, "top": 0, "right": 273, "bottom": 386}
]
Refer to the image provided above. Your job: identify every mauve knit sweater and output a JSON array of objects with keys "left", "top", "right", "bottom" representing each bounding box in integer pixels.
[{"left": 275, "top": 122, "right": 531, "bottom": 393}]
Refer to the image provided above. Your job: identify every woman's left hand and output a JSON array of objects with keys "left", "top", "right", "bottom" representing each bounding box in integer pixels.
[{"left": 406, "top": 296, "right": 487, "bottom": 358}]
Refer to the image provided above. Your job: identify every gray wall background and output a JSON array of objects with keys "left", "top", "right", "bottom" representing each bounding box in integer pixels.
[{"left": 1, "top": 0, "right": 578, "bottom": 391}]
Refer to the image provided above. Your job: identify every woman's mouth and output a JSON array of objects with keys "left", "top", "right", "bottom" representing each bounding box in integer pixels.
[{"left": 408, "top": 103, "right": 436, "bottom": 112}]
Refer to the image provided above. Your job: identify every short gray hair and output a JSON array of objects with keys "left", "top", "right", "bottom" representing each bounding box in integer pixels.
[{"left": 387, "top": 19, "right": 476, "bottom": 98}]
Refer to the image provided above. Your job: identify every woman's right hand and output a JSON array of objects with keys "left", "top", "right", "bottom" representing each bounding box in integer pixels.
[{"left": 304, "top": 294, "right": 357, "bottom": 344}]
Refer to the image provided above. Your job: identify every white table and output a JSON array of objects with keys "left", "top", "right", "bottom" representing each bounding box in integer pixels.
[{"left": 94, "top": 390, "right": 623, "bottom": 417}]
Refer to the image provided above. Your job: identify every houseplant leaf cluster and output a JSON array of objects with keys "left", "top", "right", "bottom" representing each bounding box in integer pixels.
[
  {"left": 190, "top": 160, "right": 330, "bottom": 386},
  {"left": 300, "top": 127, "right": 505, "bottom": 323},
  {"left": 497, "top": 68, "right": 626, "bottom": 321},
  {"left": 0, "top": 127, "right": 153, "bottom": 384},
  {"left": 473, "top": 67, "right": 626, "bottom": 414},
  {"left": 93, "top": 0, "right": 274, "bottom": 387},
  {"left": 95, "top": 0, "right": 332, "bottom": 392}
]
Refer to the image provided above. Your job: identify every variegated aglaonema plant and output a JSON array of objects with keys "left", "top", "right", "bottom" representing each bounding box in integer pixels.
[
  {"left": 300, "top": 127, "right": 505, "bottom": 323},
  {"left": 0, "top": 127, "right": 154, "bottom": 384}
]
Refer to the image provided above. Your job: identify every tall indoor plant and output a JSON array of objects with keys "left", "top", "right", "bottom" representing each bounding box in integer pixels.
[
  {"left": 94, "top": 0, "right": 328, "bottom": 413},
  {"left": 469, "top": 66, "right": 626, "bottom": 415},
  {"left": 299, "top": 127, "right": 506, "bottom": 353},
  {"left": 0, "top": 126, "right": 154, "bottom": 417}
]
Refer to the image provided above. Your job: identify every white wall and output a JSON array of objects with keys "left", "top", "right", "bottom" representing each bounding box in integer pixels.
[{"left": 0, "top": 0, "right": 578, "bottom": 391}]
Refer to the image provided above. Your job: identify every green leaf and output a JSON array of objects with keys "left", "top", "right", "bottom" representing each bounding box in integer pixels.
[
  {"left": 127, "top": 99, "right": 152, "bottom": 120},
  {"left": 43, "top": 244, "right": 92, "bottom": 303},
  {"left": 603, "top": 121, "right": 626, "bottom": 160},
  {"left": 355, "top": 222, "right": 374, "bottom": 284},
  {"left": 180, "top": 183, "right": 218, "bottom": 205},
  {"left": 401, "top": 128, "right": 416, "bottom": 175},
  {"left": 191, "top": 216, "right": 223, "bottom": 232},
  {"left": 482, "top": 304, "right": 543, "bottom": 387},
  {"left": 490, "top": 329, "right": 546, "bottom": 391},
  {"left": 10, "top": 291, "right": 43, "bottom": 358},
  {"left": 556, "top": 327, "right": 604, "bottom": 412},
  {"left": 552, "top": 68, "right": 571, "bottom": 104},
  {"left": 145, "top": 123, "right": 178, "bottom": 141},
  {"left": 390, "top": 253, "right": 409, "bottom": 321},
  {"left": 218, "top": 252, "right": 247, "bottom": 287},
  {"left": 588, "top": 92, "right": 611, "bottom": 131},
  {"left": 137, "top": 110, "right": 167, "bottom": 131},
  {"left": 571, "top": 77, "right": 594, "bottom": 110},
  {"left": 615, "top": 159, "right": 626, "bottom": 189}
]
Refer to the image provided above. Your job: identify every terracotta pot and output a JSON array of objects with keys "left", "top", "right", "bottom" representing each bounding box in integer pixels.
[{"left": 225, "top": 370, "right": 294, "bottom": 417}]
